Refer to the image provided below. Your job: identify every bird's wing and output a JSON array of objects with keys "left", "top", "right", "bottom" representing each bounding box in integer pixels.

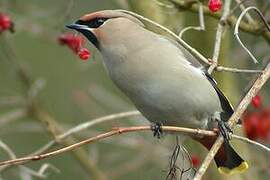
[
  {"left": 164, "top": 36, "right": 235, "bottom": 122},
  {"left": 163, "top": 36, "right": 205, "bottom": 69},
  {"left": 204, "top": 73, "right": 235, "bottom": 122}
]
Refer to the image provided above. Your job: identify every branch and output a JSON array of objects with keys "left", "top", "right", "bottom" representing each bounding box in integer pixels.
[
  {"left": 0, "top": 109, "right": 28, "bottom": 128},
  {"left": 118, "top": 9, "right": 265, "bottom": 75},
  {"left": 208, "top": 0, "right": 232, "bottom": 74},
  {"left": 0, "top": 126, "right": 216, "bottom": 167},
  {"left": 0, "top": 140, "right": 16, "bottom": 161},
  {"left": 169, "top": 0, "right": 270, "bottom": 44},
  {"left": 29, "top": 105, "right": 106, "bottom": 180},
  {"left": 18, "top": 164, "right": 60, "bottom": 179},
  {"left": 232, "top": 134, "right": 270, "bottom": 152},
  {"left": 234, "top": 0, "right": 255, "bottom": 24},
  {"left": 234, "top": 6, "right": 270, "bottom": 64},
  {"left": 57, "top": 111, "right": 141, "bottom": 141},
  {"left": 1, "top": 35, "right": 106, "bottom": 180},
  {"left": 179, "top": 1, "right": 205, "bottom": 38},
  {"left": 0, "top": 140, "right": 59, "bottom": 178},
  {"left": 32, "top": 110, "right": 141, "bottom": 155},
  {"left": 0, "top": 125, "right": 269, "bottom": 169},
  {"left": 194, "top": 61, "right": 270, "bottom": 180},
  {"left": 215, "top": 66, "right": 263, "bottom": 73}
]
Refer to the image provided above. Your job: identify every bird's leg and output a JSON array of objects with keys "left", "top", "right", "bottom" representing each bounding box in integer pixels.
[
  {"left": 150, "top": 122, "right": 163, "bottom": 139},
  {"left": 217, "top": 119, "right": 233, "bottom": 142},
  {"left": 212, "top": 112, "right": 232, "bottom": 142}
]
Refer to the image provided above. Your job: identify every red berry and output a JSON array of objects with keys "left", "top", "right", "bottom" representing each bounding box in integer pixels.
[
  {"left": 58, "top": 33, "right": 73, "bottom": 45},
  {"left": 58, "top": 33, "right": 91, "bottom": 60},
  {"left": 243, "top": 106, "right": 270, "bottom": 141},
  {"left": 251, "top": 95, "right": 262, "bottom": 108},
  {"left": 191, "top": 154, "right": 200, "bottom": 167},
  {"left": 78, "top": 48, "right": 91, "bottom": 60},
  {"left": 72, "top": 36, "right": 84, "bottom": 53},
  {"left": 243, "top": 112, "right": 260, "bottom": 140},
  {"left": 58, "top": 33, "right": 85, "bottom": 53},
  {"left": 0, "top": 13, "right": 11, "bottom": 32},
  {"left": 256, "top": 109, "right": 270, "bottom": 140},
  {"left": 208, "top": 0, "right": 222, "bottom": 13}
]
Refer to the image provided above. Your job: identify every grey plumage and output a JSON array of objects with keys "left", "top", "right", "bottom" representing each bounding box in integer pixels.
[
  {"left": 67, "top": 10, "right": 248, "bottom": 174},
  {"left": 98, "top": 16, "right": 223, "bottom": 129}
]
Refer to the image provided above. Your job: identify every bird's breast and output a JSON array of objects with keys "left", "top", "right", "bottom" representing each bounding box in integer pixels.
[
  {"left": 99, "top": 32, "right": 222, "bottom": 129},
  {"left": 105, "top": 59, "right": 221, "bottom": 129}
]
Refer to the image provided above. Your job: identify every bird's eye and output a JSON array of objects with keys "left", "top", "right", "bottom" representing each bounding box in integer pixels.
[
  {"left": 76, "top": 18, "right": 108, "bottom": 29},
  {"left": 91, "top": 18, "right": 107, "bottom": 28},
  {"left": 96, "top": 19, "right": 105, "bottom": 25}
]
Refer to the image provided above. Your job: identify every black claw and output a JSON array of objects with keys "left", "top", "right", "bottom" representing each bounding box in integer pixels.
[
  {"left": 218, "top": 121, "right": 232, "bottom": 142},
  {"left": 151, "top": 122, "right": 163, "bottom": 139}
]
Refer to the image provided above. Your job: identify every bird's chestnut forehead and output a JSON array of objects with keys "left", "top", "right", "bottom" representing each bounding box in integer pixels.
[
  {"left": 80, "top": 12, "right": 105, "bottom": 21},
  {"left": 78, "top": 10, "right": 144, "bottom": 27}
]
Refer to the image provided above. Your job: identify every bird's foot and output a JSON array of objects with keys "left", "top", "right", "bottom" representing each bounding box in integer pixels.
[
  {"left": 217, "top": 120, "right": 233, "bottom": 142},
  {"left": 151, "top": 122, "right": 163, "bottom": 139}
]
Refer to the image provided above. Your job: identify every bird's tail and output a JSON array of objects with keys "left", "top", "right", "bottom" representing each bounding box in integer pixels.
[{"left": 196, "top": 136, "right": 248, "bottom": 175}]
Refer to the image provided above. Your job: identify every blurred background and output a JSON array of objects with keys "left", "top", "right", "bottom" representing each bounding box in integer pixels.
[{"left": 0, "top": 0, "right": 269, "bottom": 180}]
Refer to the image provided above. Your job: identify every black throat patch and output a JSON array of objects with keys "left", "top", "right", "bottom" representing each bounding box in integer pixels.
[{"left": 77, "top": 29, "right": 99, "bottom": 49}]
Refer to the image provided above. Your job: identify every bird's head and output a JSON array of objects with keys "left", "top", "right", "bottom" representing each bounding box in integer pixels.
[{"left": 66, "top": 10, "right": 144, "bottom": 49}]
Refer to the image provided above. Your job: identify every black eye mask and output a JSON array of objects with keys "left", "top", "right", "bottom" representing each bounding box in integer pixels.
[{"left": 76, "top": 18, "right": 108, "bottom": 29}]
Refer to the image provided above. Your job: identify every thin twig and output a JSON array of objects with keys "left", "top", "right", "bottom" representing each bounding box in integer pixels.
[
  {"left": 216, "top": 66, "right": 263, "bottom": 73},
  {"left": 27, "top": 78, "right": 46, "bottom": 100},
  {"left": 0, "top": 140, "right": 59, "bottom": 178},
  {"left": 0, "top": 140, "right": 16, "bottom": 160},
  {"left": 230, "top": 0, "right": 249, "bottom": 16},
  {"left": 194, "top": 62, "right": 270, "bottom": 180},
  {"left": 234, "top": 6, "right": 270, "bottom": 64},
  {"left": 0, "top": 109, "right": 28, "bottom": 128},
  {"left": 0, "top": 140, "right": 17, "bottom": 172},
  {"left": 232, "top": 134, "right": 270, "bottom": 152},
  {"left": 57, "top": 111, "right": 141, "bottom": 141},
  {"left": 234, "top": 0, "right": 255, "bottom": 24},
  {"left": 19, "top": 163, "right": 60, "bottom": 179},
  {"left": 19, "top": 164, "right": 60, "bottom": 179},
  {"left": 30, "top": 105, "right": 106, "bottom": 180},
  {"left": 169, "top": 0, "right": 270, "bottom": 44},
  {"left": 179, "top": 1, "right": 205, "bottom": 38},
  {"left": 33, "top": 110, "right": 141, "bottom": 155},
  {"left": 208, "top": 0, "right": 232, "bottom": 74}
]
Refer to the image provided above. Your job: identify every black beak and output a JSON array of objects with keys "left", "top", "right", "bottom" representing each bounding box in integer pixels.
[
  {"left": 66, "top": 23, "right": 99, "bottom": 49},
  {"left": 66, "top": 23, "right": 88, "bottom": 31}
]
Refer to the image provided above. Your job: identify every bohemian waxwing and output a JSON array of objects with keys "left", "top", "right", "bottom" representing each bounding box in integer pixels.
[{"left": 67, "top": 10, "right": 248, "bottom": 175}]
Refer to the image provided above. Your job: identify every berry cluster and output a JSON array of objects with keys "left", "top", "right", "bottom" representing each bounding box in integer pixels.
[
  {"left": 208, "top": 0, "right": 222, "bottom": 13},
  {"left": 0, "top": 13, "right": 13, "bottom": 33},
  {"left": 243, "top": 95, "right": 270, "bottom": 140},
  {"left": 58, "top": 33, "right": 91, "bottom": 61}
]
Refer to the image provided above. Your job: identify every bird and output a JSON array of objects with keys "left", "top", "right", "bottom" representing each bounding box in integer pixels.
[{"left": 66, "top": 10, "right": 248, "bottom": 175}]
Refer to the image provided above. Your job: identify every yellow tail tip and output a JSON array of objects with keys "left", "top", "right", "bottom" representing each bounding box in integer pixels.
[{"left": 218, "top": 161, "right": 249, "bottom": 175}]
